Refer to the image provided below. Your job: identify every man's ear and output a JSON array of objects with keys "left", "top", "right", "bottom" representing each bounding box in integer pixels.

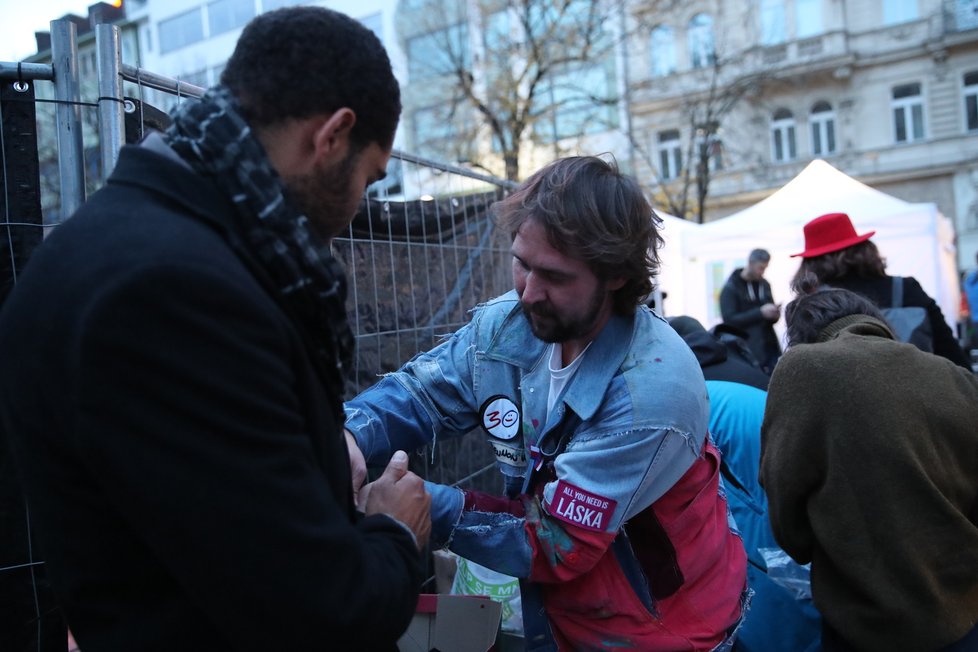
[{"left": 312, "top": 108, "right": 357, "bottom": 164}]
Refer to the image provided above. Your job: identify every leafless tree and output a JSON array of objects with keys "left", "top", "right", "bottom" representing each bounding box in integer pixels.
[
  {"left": 625, "top": 4, "right": 768, "bottom": 223},
  {"left": 396, "top": 0, "right": 621, "bottom": 181},
  {"left": 647, "top": 64, "right": 762, "bottom": 222}
]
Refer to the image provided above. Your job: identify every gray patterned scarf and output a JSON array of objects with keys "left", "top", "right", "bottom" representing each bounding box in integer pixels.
[{"left": 163, "top": 86, "right": 354, "bottom": 410}]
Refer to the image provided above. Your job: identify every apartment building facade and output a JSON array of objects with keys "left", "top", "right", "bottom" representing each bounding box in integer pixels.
[
  {"left": 19, "top": 0, "right": 978, "bottom": 268},
  {"left": 624, "top": 0, "right": 978, "bottom": 269}
]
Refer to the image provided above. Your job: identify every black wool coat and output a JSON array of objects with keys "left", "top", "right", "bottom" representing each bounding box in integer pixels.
[{"left": 0, "top": 145, "right": 421, "bottom": 651}]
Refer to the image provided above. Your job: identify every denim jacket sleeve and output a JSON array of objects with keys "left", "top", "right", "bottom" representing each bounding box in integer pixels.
[{"left": 344, "top": 320, "right": 482, "bottom": 463}]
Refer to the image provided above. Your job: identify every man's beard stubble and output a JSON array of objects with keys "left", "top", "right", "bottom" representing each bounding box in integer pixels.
[
  {"left": 520, "top": 282, "right": 607, "bottom": 344},
  {"left": 283, "top": 149, "right": 360, "bottom": 241}
]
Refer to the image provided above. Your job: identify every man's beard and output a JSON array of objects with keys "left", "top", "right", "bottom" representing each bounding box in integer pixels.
[
  {"left": 283, "top": 149, "right": 359, "bottom": 241},
  {"left": 521, "top": 282, "right": 607, "bottom": 343}
]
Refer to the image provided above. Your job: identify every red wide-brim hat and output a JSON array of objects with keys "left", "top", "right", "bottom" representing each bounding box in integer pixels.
[{"left": 791, "top": 212, "right": 875, "bottom": 258}]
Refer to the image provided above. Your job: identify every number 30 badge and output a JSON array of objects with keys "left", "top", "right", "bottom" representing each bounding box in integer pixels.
[{"left": 479, "top": 395, "right": 521, "bottom": 441}]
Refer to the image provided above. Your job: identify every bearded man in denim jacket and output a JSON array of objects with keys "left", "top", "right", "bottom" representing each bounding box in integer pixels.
[{"left": 345, "top": 156, "right": 748, "bottom": 651}]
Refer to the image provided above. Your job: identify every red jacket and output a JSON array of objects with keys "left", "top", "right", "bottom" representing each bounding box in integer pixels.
[{"left": 470, "top": 440, "right": 747, "bottom": 650}]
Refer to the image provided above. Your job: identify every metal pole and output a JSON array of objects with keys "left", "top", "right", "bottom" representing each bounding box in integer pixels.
[
  {"left": 391, "top": 150, "right": 516, "bottom": 190},
  {"left": 50, "top": 19, "right": 85, "bottom": 222},
  {"left": 96, "top": 24, "right": 125, "bottom": 180},
  {"left": 0, "top": 62, "right": 54, "bottom": 81},
  {"left": 121, "top": 64, "right": 205, "bottom": 99}
]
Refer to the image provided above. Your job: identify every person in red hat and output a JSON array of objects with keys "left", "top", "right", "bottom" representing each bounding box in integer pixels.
[{"left": 789, "top": 212, "right": 970, "bottom": 368}]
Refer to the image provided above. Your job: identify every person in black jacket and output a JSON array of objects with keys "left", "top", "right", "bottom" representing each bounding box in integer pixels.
[
  {"left": 719, "top": 248, "right": 783, "bottom": 374},
  {"left": 790, "top": 212, "right": 970, "bottom": 369},
  {"left": 668, "top": 316, "right": 770, "bottom": 390},
  {"left": 0, "top": 8, "right": 430, "bottom": 651}
]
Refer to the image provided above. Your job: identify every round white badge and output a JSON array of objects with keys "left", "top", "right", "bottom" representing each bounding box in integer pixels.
[{"left": 480, "top": 396, "right": 521, "bottom": 440}]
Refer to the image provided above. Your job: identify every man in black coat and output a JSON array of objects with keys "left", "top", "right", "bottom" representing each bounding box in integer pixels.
[
  {"left": 0, "top": 8, "right": 429, "bottom": 651},
  {"left": 719, "top": 248, "right": 783, "bottom": 374}
]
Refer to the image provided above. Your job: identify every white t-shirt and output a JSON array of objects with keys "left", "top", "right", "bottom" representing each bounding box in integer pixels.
[{"left": 546, "top": 342, "right": 590, "bottom": 415}]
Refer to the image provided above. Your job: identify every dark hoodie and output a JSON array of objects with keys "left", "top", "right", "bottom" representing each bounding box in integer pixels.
[{"left": 668, "top": 316, "right": 769, "bottom": 390}]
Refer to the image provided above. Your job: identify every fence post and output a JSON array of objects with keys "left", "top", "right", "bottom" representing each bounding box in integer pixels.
[
  {"left": 50, "top": 19, "right": 85, "bottom": 222},
  {"left": 96, "top": 24, "right": 125, "bottom": 182}
]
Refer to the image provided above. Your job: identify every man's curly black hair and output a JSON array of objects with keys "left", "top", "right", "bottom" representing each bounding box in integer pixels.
[{"left": 221, "top": 7, "right": 401, "bottom": 150}]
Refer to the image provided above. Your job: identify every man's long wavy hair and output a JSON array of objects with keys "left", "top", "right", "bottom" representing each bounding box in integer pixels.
[{"left": 492, "top": 156, "right": 663, "bottom": 316}]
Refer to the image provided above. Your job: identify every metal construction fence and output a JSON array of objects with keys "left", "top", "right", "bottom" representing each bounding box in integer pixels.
[{"left": 2, "top": 20, "right": 515, "bottom": 650}]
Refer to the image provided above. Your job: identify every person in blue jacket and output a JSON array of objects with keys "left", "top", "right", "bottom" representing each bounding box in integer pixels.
[
  {"left": 707, "top": 381, "right": 822, "bottom": 652},
  {"left": 669, "top": 316, "right": 821, "bottom": 651}
]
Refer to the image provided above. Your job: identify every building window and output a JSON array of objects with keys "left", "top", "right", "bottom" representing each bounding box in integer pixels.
[
  {"left": 760, "top": 0, "right": 785, "bottom": 45},
  {"left": 657, "top": 129, "right": 682, "bottom": 180},
  {"left": 892, "top": 82, "right": 924, "bottom": 143},
  {"left": 688, "top": 13, "right": 715, "bottom": 69},
  {"left": 208, "top": 0, "right": 254, "bottom": 38},
  {"left": 159, "top": 9, "right": 204, "bottom": 54},
  {"left": 954, "top": 0, "right": 978, "bottom": 30},
  {"left": 650, "top": 25, "right": 676, "bottom": 77},
  {"left": 796, "top": 0, "right": 823, "bottom": 37},
  {"left": 810, "top": 100, "right": 836, "bottom": 156},
  {"left": 407, "top": 23, "right": 469, "bottom": 80},
  {"left": 771, "top": 108, "right": 797, "bottom": 162},
  {"left": 696, "top": 131, "right": 723, "bottom": 171},
  {"left": 883, "top": 0, "right": 918, "bottom": 24},
  {"left": 964, "top": 71, "right": 978, "bottom": 132}
]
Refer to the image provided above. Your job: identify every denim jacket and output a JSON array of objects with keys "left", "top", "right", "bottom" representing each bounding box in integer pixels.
[{"left": 346, "top": 291, "right": 747, "bottom": 649}]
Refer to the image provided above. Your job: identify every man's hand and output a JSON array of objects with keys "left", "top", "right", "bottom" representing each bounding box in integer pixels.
[
  {"left": 761, "top": 302, "right": 781, "bottom": 322},
  {"left": 360, "top": 451, "right": 432, "bottom": 550},
  {"left": 344, "top": 429, "right": 367, "bottom": 505}
]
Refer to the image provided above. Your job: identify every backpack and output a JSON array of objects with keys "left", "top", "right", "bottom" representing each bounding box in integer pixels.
[{"left": 881, "top": 276, "right": 933, "bottom": 353}]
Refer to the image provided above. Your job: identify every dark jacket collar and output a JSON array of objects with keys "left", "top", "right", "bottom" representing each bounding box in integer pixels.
[
  {"left": 817, "top": 315, "right": 895, "bottom": 343},
  {"left": 108, "top": 144, "right": 296, "bottom": 332},
  {"left": 108, "top": 144, "right": 236, "bottom": 236}
]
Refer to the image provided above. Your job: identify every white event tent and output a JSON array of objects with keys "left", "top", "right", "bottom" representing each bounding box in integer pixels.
[
  {"left": 652, "top": 210, "right": 700, "bottom": 314},
  {"left": 653, "top": 160, "right": 960, "bottom": 341}
]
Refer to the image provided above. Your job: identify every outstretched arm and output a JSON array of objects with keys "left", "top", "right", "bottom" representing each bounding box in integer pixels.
[{"left": 424, "top": 425, "right": 702, "bottom": 583}]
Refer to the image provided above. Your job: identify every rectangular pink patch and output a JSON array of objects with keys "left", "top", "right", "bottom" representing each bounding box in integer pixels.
[{"left": 547, "top": 480, "right": 617, "bottom": 533}]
